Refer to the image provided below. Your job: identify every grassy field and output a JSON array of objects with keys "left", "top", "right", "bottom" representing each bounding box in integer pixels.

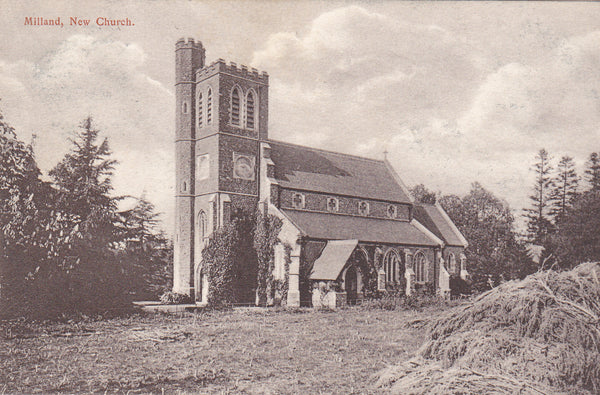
[{"left": 0, "top": 306, "right": 438, "bottom": 394}]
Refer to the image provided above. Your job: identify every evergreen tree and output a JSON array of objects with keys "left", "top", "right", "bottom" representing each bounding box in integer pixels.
[
  {"left": 584, "top": 152, "right": 600, "bottom": 191},
  {"left": 547, "top": 189, "right": 600, "bottom": 268},
  {"left": 549, "top": 156, "right": 578, "bottom": 223},
  {"left": 524, "top": 148, "right": 554, "bottom": 244},
  {"left": 117, "top": 197, "right": 172, "bottom": 300},
  {"left": 49, "top": 117, "right": 118, "bottom": 250}
]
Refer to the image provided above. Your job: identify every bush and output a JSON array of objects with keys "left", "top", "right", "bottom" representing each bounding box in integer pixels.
[{"left": 159, "top": 291, "right": 191, "bottom": 305}]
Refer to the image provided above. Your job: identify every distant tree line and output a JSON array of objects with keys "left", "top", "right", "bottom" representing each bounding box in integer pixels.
[
  {"left": 411, "top": 148, "right": 600, "bottom": 292},
  {"left": 0, "top": 110, "right": 172, "bottom": 319}
]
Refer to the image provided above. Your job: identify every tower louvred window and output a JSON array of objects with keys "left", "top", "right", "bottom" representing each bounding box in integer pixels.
[
  {"left": 231, "top": 88, "right": 240, "bottom": 126},
  {"left": 246, "top": 91, "right": 255, "bottom": 129},
  {"left": 207, "top": 88, "right": 212, "bottom": 124},
  {"left": 197, "top": 93, "right": 203, "bottom": 127}
]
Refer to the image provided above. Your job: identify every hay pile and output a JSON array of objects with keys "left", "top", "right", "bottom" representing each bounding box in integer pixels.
[{"left": 376, "top": 262, "right": 600, "bottom": 394}]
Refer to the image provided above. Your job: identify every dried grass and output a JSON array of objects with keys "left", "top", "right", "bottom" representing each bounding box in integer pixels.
[{"left": 376, "top": 262, "right": 600, "bottom": 394}]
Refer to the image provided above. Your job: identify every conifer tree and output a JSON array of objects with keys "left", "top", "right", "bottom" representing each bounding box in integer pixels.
[
  {"left": 549, "top": 156, "right": 578, "bottom": 223},
  {"left": 524, "top": 148, "right": 554, "bottom": 244},
  {"left": 584, "top": 152, "right": 600, "bottom": 191},
  {"left": 49, "top": 117, "right": 118, "bottom": 249}
]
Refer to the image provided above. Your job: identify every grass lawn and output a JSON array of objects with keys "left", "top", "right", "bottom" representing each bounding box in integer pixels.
[{"left": 0, "top": 306, "right": 438, "bottom": 394}]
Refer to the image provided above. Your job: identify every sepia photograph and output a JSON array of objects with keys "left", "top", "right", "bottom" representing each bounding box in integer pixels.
[{"left": 1, "top": 0, "right": 599, "bottom": 393}]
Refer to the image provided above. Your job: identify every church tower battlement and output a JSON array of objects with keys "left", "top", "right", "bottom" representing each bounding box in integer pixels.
[{"left": 174, "top": 37, "right": 269, "bottom": 301}]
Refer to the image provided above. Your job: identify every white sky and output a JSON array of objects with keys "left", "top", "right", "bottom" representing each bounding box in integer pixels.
[{"left": 0, "top": 1, "right": 599, "bottom": 235}]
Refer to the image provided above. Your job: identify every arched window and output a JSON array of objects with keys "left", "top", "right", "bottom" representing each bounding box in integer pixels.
[
  {"left": 198, "top": 210, "right": 207, "bottom": 244},
  {"left": 206, "top": 88, "right": 212, "bottom": 125},
  {"left": 182, "top": 101, "right": 188, "bottom": 114},
  {"left": 415, "top": 252, "right": 427, "bottom": 282},
  {"left": 246, "top": 90, "right": 255, "bottom": 129},
  {"left": 448, "top": 253, "right": 457, "bottom": 275},
  {"left": 231, "top": 87, "right": 241, "bottom": 126},
  {"left": 197, "top": 92, "right": 203, "bottom": 127},
  {"left": 383, "top": 249, "right": 402, "bottom": 285}
]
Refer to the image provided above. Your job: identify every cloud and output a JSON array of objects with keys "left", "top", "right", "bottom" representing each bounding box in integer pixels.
[
  {"left": 252, "top": 7, "right": 600, "bottom": 226},
  {"left": 0, "top": 34, "right": 175, "bottom": 232}
]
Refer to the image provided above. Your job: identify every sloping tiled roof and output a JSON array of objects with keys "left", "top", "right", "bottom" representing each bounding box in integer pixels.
[
  {"left": 281, "top": 209, "right": 439, "bottom": 246},
  {"left": 310, "top": 240, "right": 358, "bottom": 281},
  {"left": 413, "top": 204, "right": 466, "bottom": 247},
  {"left": 268, "top": 140, "right": 412, "bottom": 203}
]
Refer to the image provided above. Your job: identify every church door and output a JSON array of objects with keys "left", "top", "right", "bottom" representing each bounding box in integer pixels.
[{"left": 345, "top": 266, "right": 358, "bottom": 305}]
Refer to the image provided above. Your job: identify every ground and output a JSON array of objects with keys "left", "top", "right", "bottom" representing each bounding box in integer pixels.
[{"left": 0, "top": 306, "right": 436, "bottom": 394}]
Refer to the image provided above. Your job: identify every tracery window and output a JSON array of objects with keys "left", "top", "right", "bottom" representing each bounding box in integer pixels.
[
  {"left": 231, "top": 87, "right": 241, "bottom": 126},
  {"left": 327, "top": 197, "right": 339, "bottom": 213},
  {"left": 384, "top": 250, "right": 401, "bottom": 284},
  {"left": 246, "top": 91, "right": 255, "bottom": 129},
  {"left": 415, "top": 251, "right": 427, "bottom": 282},
  {"left": 387, "top": 204, "right": 397, "bottom": 219},
  {"left": 292, "top": 193, "right": 305, "bottom": 209},
  {"left": 358, "top": 201, "right": 369, "bottom": 216}
]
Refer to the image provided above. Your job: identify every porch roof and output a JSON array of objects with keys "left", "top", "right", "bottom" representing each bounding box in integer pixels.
[{"left": 310, "top": 239, "right": 358, "bottom": 281}]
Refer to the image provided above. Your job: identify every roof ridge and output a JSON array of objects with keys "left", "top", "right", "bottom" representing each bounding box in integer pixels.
[{"left": 267, "top": 138, "right": 384, "bottom": 164}]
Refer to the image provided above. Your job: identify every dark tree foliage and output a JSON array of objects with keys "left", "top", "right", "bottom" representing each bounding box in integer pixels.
[
  {"left": 117, "top": 197, "right": 173, "bottom": 300},
  {"left": 546, "top": 190, "right": 600, "bottom": 269},
  {"left": 202, "top": 208, "right": 258, "bottom": 307},
  {"left": 49, "top": 117, "right": 118, "bottom": 252},
  {"left": 584, "top": 152, "right": 600, "bottom": 192},
  {"left": 0, "top": 111, "right": 56, "bottom": 316},
  {"left": 524, "top": 149, "right": 554, "bottom": 244},
  {"left": 549, "top": 156, "right": 578, "bottom": 224},
  {"left": 410, "top": 184, "right": 437, "bottom": 204},
  {"left": 254, "top": 210, "right": 282, "bottom": 306},
  {"left": 439, "top": 183, "right": 533, "bottom": 292}
]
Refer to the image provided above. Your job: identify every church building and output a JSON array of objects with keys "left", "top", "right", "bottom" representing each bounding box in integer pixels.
[{"left": 173, "top": 38, "right": 468, "bottom": 307}]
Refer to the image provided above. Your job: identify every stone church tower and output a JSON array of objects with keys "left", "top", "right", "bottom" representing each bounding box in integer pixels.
[{"left": 173, "top": 38, "right": 269, "bottom": 302}]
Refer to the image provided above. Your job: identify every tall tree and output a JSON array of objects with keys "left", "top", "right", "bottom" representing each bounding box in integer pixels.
[
  {"left": 546, "top": 189, "right": 600, "bottom": 269},
  {"left": 584, "top": 152, "right": 600, "bottom": 192},
  {"left": 439, "top": 183, "right": 533, "bottom": 292},
  {"left": 49, "top": 117, "right": 118, "bottom": 250},
  {"left": 524, "top": 148, "right": 554, "bottom": 244},
  {"left": 410, "top": 184, "right": 437, "bottom": 204},
  {"left": 549, "top": 156, "right": 578, "bottom": 223}
]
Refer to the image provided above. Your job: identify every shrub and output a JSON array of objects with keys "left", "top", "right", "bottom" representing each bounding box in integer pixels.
[{"left": 159, "top": 291, "right": 191, "bottom": 305}]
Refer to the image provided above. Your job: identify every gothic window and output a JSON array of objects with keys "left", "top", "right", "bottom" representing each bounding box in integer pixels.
[
  {"left": 384, "top": 250, "right": 401, "bottom": 284},
  {"left": 207, "top": 88, "right": 212, "bottom": 125},
  {"left": 327, "top": 197, "right": 339, "bottom": 213},
  {"left": 198, "top": 211, "right": 207, "bottom": 244},
  {"left": 197, "top": 92, "right": 203, "bottom": 127},
  {"left": 292, "top": 193, "right": 305, "bottom": 209},
  {"left": 246, "top": 90, "right": 255, "bottom": 129},
  {"left": 387, "top": 204, "right": 397, "bottom": 219},
  {"left": 448, "top": 253, "right": 457, "bottom": 275},
  {"left": 415, "top": 251, "right": 427, "bottom": 282},
  {"left": 231, "top": 87, "right": 241, "bottom": 126},
  {"left": 358, "top": 201, "right": 369, "bottom": 216}
]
